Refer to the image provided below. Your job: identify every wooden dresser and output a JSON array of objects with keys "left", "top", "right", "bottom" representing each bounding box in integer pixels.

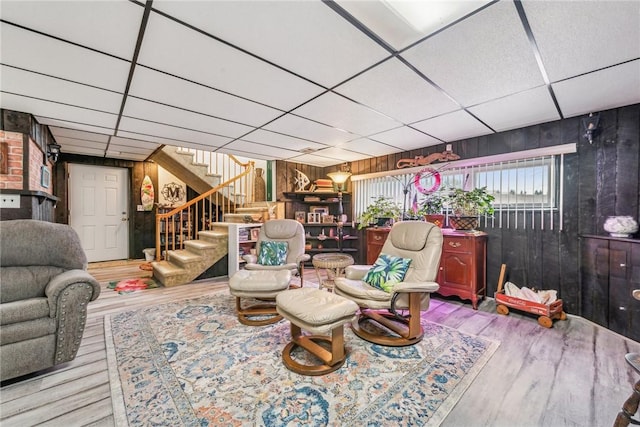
[
  {"left": 438, "top": 229, "right": 487, "bottom": 310},
  {"left": 365, "top": 227, "right": 487, "bottom": 309},
  {"left": 366, "top": 227, "right": 391, "bottom": 265}
]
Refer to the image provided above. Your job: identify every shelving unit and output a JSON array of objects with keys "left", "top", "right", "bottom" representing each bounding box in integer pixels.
[
  {"left": 282, "top": 192, "right": 359, "bottom": 260},
  {"left": 211, "top": 222, "right": 263, "bottom": 277}
]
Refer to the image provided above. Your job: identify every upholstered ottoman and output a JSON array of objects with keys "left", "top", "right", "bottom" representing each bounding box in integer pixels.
[
  {"left": 229, "top": 269, "right": 292, "bottom": 326},
  {"left": 276, "top": 288, "right": 359, "bottom": 375}
]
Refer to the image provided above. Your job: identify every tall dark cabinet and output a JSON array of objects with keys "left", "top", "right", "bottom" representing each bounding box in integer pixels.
[{"left": 581, "top": 235, "right": 640, "bottom": 342}]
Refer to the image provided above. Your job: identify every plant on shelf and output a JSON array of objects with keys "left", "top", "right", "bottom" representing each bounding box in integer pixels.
[
  {"left": 356, "top": 196, "right": 402, "bottom": 230},
  {"left": 446, "top": 187, "right": 495, "bottom": 230}
]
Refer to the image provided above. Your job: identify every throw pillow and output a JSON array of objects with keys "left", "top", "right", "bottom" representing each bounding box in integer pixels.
[
  {"left": 257, "top": 241, "right": 288, "bottom": 266},
  {"left": 363, "top": 253, "right": 412, "bottom": 292}
]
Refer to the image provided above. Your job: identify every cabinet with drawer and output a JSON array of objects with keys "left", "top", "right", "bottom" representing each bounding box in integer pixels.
[
  {"left": 581, "top": 235, "right": 640, "bottom": 342},
  {"left": 366, "top": 227, "right": 391, "bottom": 265},
  {"left": 437, "top": 229, "right": 487, "bottom": 310}
]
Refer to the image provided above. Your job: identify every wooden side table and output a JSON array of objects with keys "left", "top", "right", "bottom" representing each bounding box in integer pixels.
[
  {"left": 312, "top": 253, "right": 354, "bottom": 292},
  {"left": 614, "top": 353, "right": 640, "bottom": 426}
]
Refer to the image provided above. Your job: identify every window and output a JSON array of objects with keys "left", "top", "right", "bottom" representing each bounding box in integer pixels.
[{"left": 352, "top": 145, "right": 575, "bottom": 231}]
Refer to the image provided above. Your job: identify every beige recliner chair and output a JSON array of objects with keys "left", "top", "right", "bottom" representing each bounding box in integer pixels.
[
  {"left": 334, "top": 221, "right": 442, "bottom": 346},
  {"left": 0, "top": 220, "right": 101, "bottom": 381},
  {"left": 229, "top": 219, "right": 310, "bottom": 325},
  {"left": 242, "top": 219, "right": 310, "bottom": 286}
]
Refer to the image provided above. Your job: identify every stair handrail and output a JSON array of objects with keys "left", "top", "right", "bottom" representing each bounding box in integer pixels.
[{"left": 154, "top": 161, "right": 255, "bottom": 261}]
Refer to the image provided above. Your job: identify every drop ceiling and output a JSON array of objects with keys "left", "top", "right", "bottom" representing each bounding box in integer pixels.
[{"left": 1, "top": 0, "right": 639, "bottom": 166}]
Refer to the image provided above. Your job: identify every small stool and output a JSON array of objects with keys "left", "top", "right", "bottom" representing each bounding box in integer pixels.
[
  {"left": 276, "top": 288, "right": 358, "bottom": 375},
  {"left": 229, "top": 269, "right": 292, "bottom": 326},
  {"left": 312, "top": 253, "right": 354, "bottom": 292}
]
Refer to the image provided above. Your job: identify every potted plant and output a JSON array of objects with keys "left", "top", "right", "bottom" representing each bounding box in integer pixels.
[
  {"left": 446, "top": 187, "right": 495, "bottom": 230},
  {"left": 417, "top": 191, "right": 447, "bottom": 227},
  {"left": 356, "top": 196, "right": 402, "bottom": 230}
]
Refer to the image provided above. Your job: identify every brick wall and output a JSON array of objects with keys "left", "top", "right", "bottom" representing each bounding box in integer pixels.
[
  {"left": 28, "top": 138, "right": 52, "bottom": 193},
  {"left": 0, "top": 130, "right": 53, "bottom": 194},
  {"left": 0, "top": 130, "right": 23, "bottom": 190}
]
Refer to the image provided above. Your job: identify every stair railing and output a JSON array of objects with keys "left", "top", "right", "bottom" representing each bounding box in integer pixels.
[{"left": 154, "top": 160, "right": 255, "bottom": 261}]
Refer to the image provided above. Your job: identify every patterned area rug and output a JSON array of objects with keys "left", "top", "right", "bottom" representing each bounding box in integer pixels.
[{"left": 105, "top": 290, "right": 499, "bottom": 426}]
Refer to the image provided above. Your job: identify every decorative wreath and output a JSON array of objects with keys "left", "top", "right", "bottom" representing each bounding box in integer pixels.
[{"left": 413, "top": 167, "right": 441, "bottom": 194}]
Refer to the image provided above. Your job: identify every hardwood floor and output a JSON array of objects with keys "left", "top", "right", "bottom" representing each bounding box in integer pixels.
[{"left": 1, "top": 260, "right": 639, "bottom": 426}]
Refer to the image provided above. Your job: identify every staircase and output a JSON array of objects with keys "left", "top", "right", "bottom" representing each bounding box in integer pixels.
[
  {"left": 150, "top": 148, "right": 272, "bottom": 287},
  {"left": 152, "top": 230, "right": 229, "bottom": 287}
]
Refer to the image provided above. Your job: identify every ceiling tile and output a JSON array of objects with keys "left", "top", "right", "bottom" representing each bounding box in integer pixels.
[
  {"left": 292, "top": 92, "right": 401, "bottom": 136},
  {"left": 107, "top": 144, "right": 155, "bottom": 156},
  {"left": 117, "top": 117, "right": 233, "bottom": 148},
  {"left": 264, "top": 114, "right": 355, "bottom": 145},
  {"left": 36, "top": 118, "right": 114, "bottom": 136},
  {"left": 53, "top": 136, "right": 107, "bottom": 151},
  {"left": 62, "top": 146, "right": 106, "bottom": 157},
  {"left": 122, "top": 97, "right": 253, "bottom": 139},
  {"left": 49, "top": 127, "right": 111, "bottom": 143},
  {"left": 523, "top": 0, "right": 640, "bottom": 82},
  {"left": 552, "top": 60, "right": 640, "bottom": 118},
  {"left": 240, "top": 129, "right": 328, "bottom": 152},
  {"left": 0, "top": 23, "right": 131, "bottom": 92},
  {"left": 285, "top": 153, "right": 346, "bottom": 167},
  {"left": 335, "top": 0, "right": 492, "bottom": 51},
  {"left": 216, "top": 147, "right": 279, "bottom": 162},
  {"left": 411, "top": 110, "right": 493, "bottom": 142},
  {"left": 310, "top": 146, "right": 372, "bottom": 162},
  {"left": 2, "top": 93, "right": 118, "bottom": 129},
  {"left": 468, "top": 86, "right": 560, "bottom": 132},
  {"left": 339, "top": 138, "right": 402, "bottom": 157},
  {"left": 116, "top": 130, "right": 199, "bottom": 148},
  {"left": 106, "top": 151, "right": 149, "bottom": 161},
  {"left": 2, "top": 65, "right": 122, "bottom": 113},
  {"left": 334, "top": 58, "right": 459, "bottom": 124},
  {"left": 222, "top": 140, "right": 299, "bottom": 159},
  {"left": 110, "top": 136, "right": 161, "bottom": 150},
  {"left": 402, "top": 1, "right": 544, "bottom": 107},
  {"left": 0, "top": 0, "right": 143, "bottom": 59},
  {"left": 369, "top": 126, "right": 441, "bottom": 150},
  {"left": 152, "top": 0, "right": 390, "bottom": 88},
  {"left": 137, "top": 11, "right": 324, "bottom": 110},
  {"left": 128, "top": 67, "right": 283, "bottom": 127}
]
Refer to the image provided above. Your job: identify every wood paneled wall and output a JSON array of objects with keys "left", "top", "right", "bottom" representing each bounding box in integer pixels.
[{"left": 277, "top": 104, "right": 640, "bottom": 317}]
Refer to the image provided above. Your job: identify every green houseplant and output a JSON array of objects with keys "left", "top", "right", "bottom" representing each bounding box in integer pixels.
[
  {"left": 356, "top": 196, "right": 402, "bottom": 230},
  {"left": 416, "top": 191, "right": 447, "bottom": 227},
  {"left": 446, "top": 187, "right": 495, "bottom": 230}
]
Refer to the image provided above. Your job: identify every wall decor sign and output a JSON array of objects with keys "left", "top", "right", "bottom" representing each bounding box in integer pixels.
[{"left": 40, "top": 165, "right": 51, "bottom": 188}]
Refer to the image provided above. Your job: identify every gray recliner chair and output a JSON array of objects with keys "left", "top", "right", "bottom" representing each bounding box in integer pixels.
[{"left": 0, "top": 220, "right": 101, "bottom": 381}]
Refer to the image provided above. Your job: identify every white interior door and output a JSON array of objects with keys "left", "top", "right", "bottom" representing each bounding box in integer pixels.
[{"left": 69, "top": 164, "right": 129, "bottom": 262}]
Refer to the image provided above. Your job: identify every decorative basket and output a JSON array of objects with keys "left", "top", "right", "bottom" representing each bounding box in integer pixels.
[{"left": 449, "top": 216, "right": 478, "bottom": 231}]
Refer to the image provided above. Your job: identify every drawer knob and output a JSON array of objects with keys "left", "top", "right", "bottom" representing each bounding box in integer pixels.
[
  {"left": 448, "top": 242, "right": 461, "bottom": 248},
  {"left": 374, "top": 235, "right": 382, "bottom": 241},
  {"left": 620, "top": 263, "right": 626, "bottom": 267}
]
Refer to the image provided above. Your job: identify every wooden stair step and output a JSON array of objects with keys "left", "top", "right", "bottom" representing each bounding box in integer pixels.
[
  {"left": 152, "top": 260, "right": 184, "bottom": 278},
  {"left": 235, "top": 207, "right": 268, "bottom": 213},
  {"left": 224, "top": 213, "right": 262, "bottom": 223},
  {"left": 166, "top": 249, "right": 202, "bottom": 266},
  {"left": 184, "top": 239, "right": 218, "bottom": 251}
]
